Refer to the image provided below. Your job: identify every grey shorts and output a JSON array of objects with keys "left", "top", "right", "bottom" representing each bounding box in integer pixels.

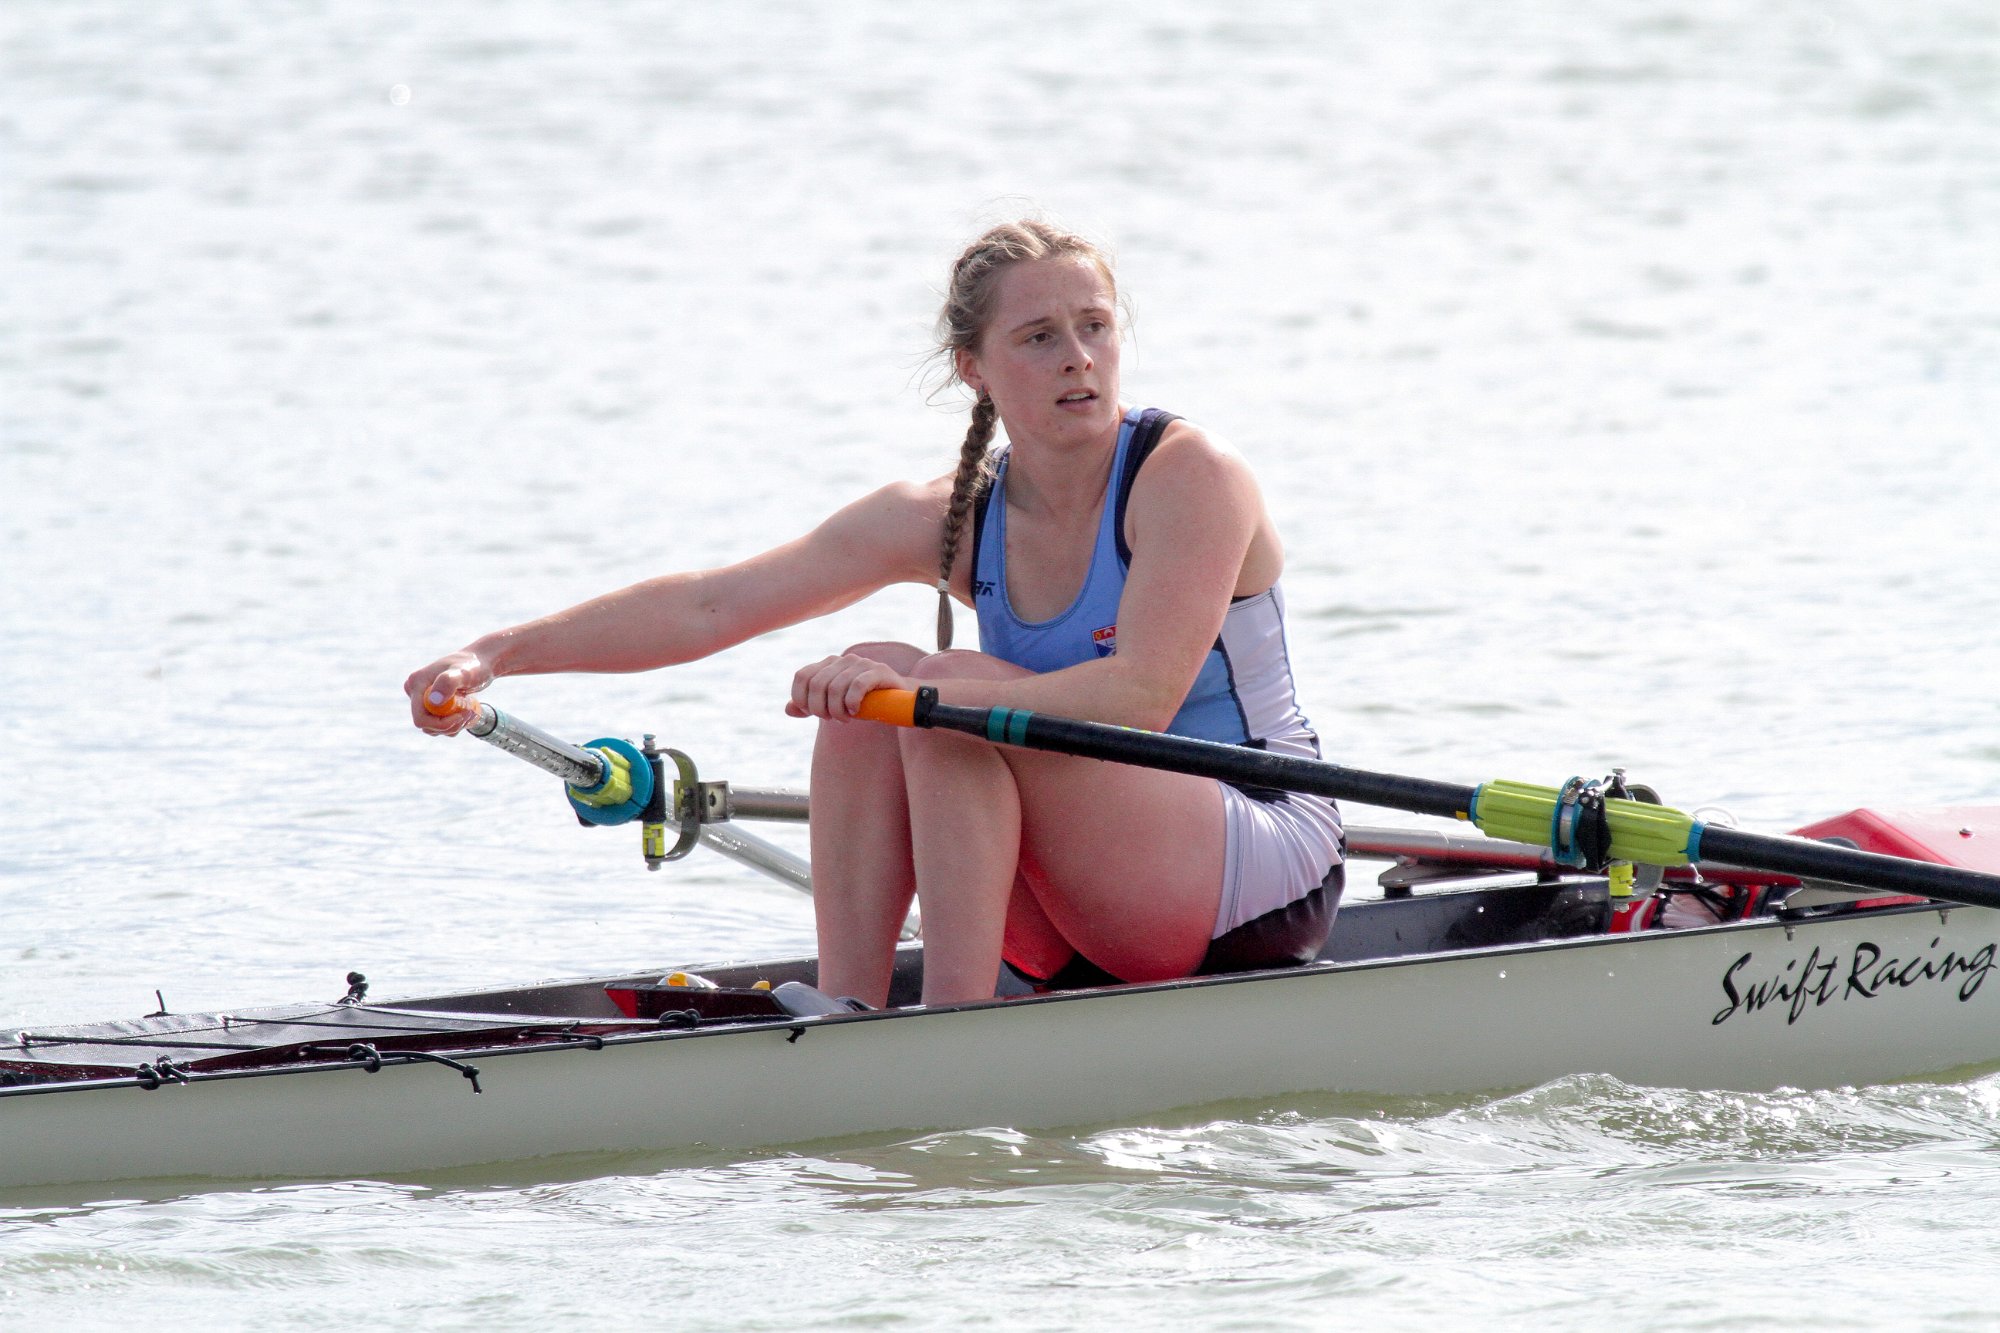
[{"left": 1213, "top": 784, "right": 1345, "bottom": 936}]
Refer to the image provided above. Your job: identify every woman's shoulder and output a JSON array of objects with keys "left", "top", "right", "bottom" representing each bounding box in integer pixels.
[
  {"left": 833, "top": 472, "right": 955, "bottom": 523},
  {"left": 1137, "top": 413, "right": 1259, "bottom": 490},
  {"left": 1123, "top": 412, "right": 1281, "bottom": 588},
  {"left": 804, "top": 475, "right": 955, "bottom": 569}
]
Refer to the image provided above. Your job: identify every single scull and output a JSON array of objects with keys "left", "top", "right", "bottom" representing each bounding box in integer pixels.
[{"left": 5, "top": 695, "right": 1997, "bottom": 1193}]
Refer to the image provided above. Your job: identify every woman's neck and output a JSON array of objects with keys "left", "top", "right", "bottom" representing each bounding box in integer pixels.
[{"left": 1001, "top": 410, "right": 1124, "bottom": 522}]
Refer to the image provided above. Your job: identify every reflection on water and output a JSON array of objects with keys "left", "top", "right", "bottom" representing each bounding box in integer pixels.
[{"left": 10, "top": 1074, "right": 2000, "bottom": 1326}]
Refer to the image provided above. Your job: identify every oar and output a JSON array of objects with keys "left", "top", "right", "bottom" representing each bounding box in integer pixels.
[
  {"left": 424, "top": 696, "right": 657, "bottom": 824},
  {"left": 856, "top": 687, "right": 2000, "bottom": 910},
  {"left": 421, "top": 694, "right": 917, "bottom": 937}
]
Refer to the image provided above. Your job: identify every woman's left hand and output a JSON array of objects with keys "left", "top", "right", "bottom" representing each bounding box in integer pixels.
[{"left": 788, "top": 654, "right": 915, "bottom": 721}]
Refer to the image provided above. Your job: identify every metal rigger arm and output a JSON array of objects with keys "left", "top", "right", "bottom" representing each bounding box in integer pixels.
[{"left": 443, "top": 700, "right": 910, "bottom": 938}]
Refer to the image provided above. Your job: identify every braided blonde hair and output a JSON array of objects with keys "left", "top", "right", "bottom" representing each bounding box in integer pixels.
[{"left": 931, "top": 220, "right": 1117, "bottom": 649}]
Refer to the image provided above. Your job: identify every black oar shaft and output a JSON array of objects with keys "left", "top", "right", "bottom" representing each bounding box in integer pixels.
[
  {"left": 1696, "top": 826, "right": 2000, "bottom": 909},
  {"left": 917, "top": 695, "right": 1477, "bottom": 821},
  {"left": 886, "top": 689, "right": 2000, "bottom": 911}
]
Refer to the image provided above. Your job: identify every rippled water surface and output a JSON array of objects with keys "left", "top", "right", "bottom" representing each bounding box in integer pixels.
[{"left": 4, "top": 1, "right": 1998, "bottom": 1327}]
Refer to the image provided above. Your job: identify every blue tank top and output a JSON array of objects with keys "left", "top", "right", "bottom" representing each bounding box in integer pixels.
[{"left": 970, "top": 407, "right": 1321, "bottom": 758}]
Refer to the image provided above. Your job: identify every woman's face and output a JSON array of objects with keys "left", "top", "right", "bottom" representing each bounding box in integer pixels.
[{"left": 956, "top": 256, "right": 1123, "bottom": 451}]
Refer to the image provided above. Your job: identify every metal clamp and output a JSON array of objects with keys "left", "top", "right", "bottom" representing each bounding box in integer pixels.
[{"left": 642, "top": 734, "right": 702, "bottom": 869}]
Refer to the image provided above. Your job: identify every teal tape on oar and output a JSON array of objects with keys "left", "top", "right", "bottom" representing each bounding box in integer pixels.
[
  {"left": 566, "top": 736, "right": 655, "bottom": 826},
  {"left": 984, "top": 707, "right": 1032, "bottom": 747}
]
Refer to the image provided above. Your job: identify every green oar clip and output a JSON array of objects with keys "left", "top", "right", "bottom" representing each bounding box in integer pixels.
[
  {"left": 1465, "top": 777, "right": 1699, "bottom": 912},
  {"left": 1466, "top": 777, "right": 1702, "bottom": 871}
]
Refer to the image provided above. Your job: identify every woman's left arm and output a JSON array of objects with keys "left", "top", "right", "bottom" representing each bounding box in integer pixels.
[{"left": 1074, "top": 423, "right": 1276, "bottom": 728}]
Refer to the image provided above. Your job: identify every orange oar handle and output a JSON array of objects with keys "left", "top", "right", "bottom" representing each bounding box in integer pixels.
[
  {"left": 856, "top": 688, "right": 919, "bottom": 727},
  {"left": 423, "top": 691, "right": 478, "bottom": 720}
]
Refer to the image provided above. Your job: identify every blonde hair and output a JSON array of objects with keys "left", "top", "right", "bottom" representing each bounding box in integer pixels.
[{"left": 931, "top": 220, "right": 1117, "bottom": 649}]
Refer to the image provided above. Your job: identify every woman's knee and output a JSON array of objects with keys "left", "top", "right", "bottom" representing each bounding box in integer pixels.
[
  {"left": 843, "top": 640, "right": 928, "bottom": 673},
  {"left": 894, "top": 651, "right": 1033, "bottom": 765},
  {"left": 911, "top": 648, "right": 1028, "bottom": 681}
]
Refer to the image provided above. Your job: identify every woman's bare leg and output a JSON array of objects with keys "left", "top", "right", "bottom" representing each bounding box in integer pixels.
[
  {"left": 901, "top": 651, "right": 1226, "bottom": 1004},
  {"left": 1007, "top": 745, "right": 1224, "bottom": 981},
  {"left": 810, "top": 642, "right": 925, "bottom": 1007},
  {"left": 1001, "top": 872, "right": 1079, "bottom": 981},
  {"left": 899, "top": 723, "right": 1023, "bottom": 1001}
]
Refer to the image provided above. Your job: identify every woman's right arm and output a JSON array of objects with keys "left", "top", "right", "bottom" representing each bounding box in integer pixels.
[{"left": 405, "top": 477, "right": 946, "bottom": 732}]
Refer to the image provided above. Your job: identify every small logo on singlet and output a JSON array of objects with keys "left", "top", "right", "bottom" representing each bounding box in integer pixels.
[
  {"left": 973, "top": 579, "right": 995, "bottom": 598},
  {"left": 1092, "top": 624, "right": 1117, "bottom": 657}
]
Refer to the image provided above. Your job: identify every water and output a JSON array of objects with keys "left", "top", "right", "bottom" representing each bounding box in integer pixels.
[{"left": 4, "top": 0, "right": 1998, "bottom": 1325}]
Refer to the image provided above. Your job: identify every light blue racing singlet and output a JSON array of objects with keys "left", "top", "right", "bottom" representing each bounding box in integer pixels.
[{"left": 969, "top": 406, "right": 1322, "bottom": 763}]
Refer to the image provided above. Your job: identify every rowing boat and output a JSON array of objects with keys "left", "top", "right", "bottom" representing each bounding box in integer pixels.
[{"left": 6, "top": 696, "right": 1998, "bottom": 1193}]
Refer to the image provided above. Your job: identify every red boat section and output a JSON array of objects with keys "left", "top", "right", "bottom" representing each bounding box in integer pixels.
[{"left": 1791, "top": 806, "right": 2000, "bottom": 875}]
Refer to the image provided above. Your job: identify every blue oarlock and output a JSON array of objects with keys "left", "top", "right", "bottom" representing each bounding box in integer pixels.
[{"left": 566, "top": 736, "right": 656, "bottom": 826}]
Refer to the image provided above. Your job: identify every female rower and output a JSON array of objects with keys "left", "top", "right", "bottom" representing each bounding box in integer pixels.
[{"left": 406, "top": 220, "right": 1343, "bottom": 1008}]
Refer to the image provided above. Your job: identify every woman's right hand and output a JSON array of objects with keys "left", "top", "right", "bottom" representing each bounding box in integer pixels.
[
  {"left": 787, "top": 653, "right": 916, "bottom": 722},
  {"left": 403, "top": 651, "right": 494, "bottom": 734}
]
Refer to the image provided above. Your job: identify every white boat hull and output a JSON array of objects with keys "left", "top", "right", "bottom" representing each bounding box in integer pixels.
[{"left": 7, "top": 900, "right": 1996, "bottom": 1192}]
